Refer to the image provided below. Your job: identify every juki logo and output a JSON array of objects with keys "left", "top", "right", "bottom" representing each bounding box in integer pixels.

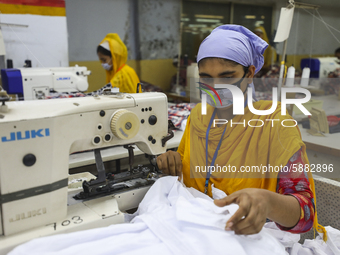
[
  {"left": 1, "top": 129, "right": 50, "bottom": 142},
  {"left": 56, "top": 77, "right": 71, "bottom": 81},
  {"left": 9, "top": 207, "right": 47, "bottom": 223}
]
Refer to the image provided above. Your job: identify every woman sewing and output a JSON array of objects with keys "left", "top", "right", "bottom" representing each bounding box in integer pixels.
[
  {"left": 157, "top": 25, "right": 326, "bottom": 238},
  {"left": 96, "top": 33, "right": 141, "bottom": 93}
]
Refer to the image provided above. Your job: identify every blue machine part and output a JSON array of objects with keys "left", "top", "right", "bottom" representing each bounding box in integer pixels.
[
  {"left": 1, "top": 69, "right": 23, "bottom": 94},
  {"left": 300, "top": 58, "right": 320, "bottom": 78}
]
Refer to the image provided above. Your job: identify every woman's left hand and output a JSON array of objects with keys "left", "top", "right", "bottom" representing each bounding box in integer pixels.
[{"left": 214, "top": 188, "right": 271, "bottom": 235}]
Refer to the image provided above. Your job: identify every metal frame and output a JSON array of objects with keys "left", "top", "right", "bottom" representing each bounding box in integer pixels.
[{"left": 277, "top": 0, "right": 319, "bottom": 101}]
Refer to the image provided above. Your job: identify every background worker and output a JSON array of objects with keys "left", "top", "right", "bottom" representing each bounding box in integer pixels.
[
  {"left": 96, "top": 33, "right": 141, "bottom": 94},
  {"left": 254, "top": 26, "right": 277, "bottom": 76}
]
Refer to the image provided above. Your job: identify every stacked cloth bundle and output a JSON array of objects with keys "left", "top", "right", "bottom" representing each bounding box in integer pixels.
[
  {"left": 45, "top": 92, "right": 86, "bottom": 99},
  {"left": 9, "top": 177, "right": 340, "bottom": 255},
  {"left": 168, "top": 103, "right": 196, "bottom": 131}
]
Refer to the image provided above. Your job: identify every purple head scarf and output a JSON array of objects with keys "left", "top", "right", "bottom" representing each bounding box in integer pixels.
[{"left": 197, "top": 25, "right": 268, "bottom": 74}]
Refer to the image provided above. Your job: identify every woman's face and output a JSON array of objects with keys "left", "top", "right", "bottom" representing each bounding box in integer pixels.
[
  {"left": 198, "top": 58, "right": 255, "bottom": 110},
  {"left": 97, "top": 52, "right": 113, "bottom": 70},
  {"left": 198, "top": 58, "right": 254, "bottom": 92}
]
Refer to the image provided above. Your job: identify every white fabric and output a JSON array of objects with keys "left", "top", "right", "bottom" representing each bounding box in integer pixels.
[
  {"left": 9, "top": 176, "right": 286, "bottom": 255},
  {"left": 290, "top": 226, "right": 340, "bottom": 255},
  {"left": 211, "top": 183, "right": 228, "bottom": 199},
  {"left": 264, "top": 222, "right": 301, "bottom": 249},
  {"left": 263, "top": 221, "right": 340, "bottom": 255}
]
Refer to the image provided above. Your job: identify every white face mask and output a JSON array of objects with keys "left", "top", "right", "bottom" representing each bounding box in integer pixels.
[
  {"left": 101, "top": 63, "right": 112, "bottom": 71},
  {"left": 201, "top": 83, "right": 253, "bottom": 109},
  {"left": 199, "top": 68, "right": 250, "bottom": 108},
  {"left": 202, "top": 87, "right": 235, "bottom": 109}
]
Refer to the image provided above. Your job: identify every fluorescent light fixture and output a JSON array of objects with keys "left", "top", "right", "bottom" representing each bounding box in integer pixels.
[
  {"left": 195, "top": 14, "right": 224, "bottom": 19},
  {"left": 196, "top": 18, "right": 220, "bottom": 23},
  {"left": 188, "top": 24, "right": 208, "bottom": 28},
  {"left": 181, "top": 18, "right": 190, "bottom": 22},
  {"left": 245, "top": 15, "right": 256, "bottom": 19}
]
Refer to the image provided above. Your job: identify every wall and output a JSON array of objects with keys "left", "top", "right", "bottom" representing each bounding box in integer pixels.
[
  {"left": 65, "top": 0, "right": 131, "bottom": 91},
  {"left": 138, "top": 0, "right": 181, "bottom": 60},
  {"left": 66, "top": 0, "right": 180, "bottom": 92},
  {"left": 137, "top": 0, "right": 180, "bottom": 91},
  {"left": 0, "top": 0, "right": 68, "bottom": 68},
  {"left": 65, "top": 0, "right": 130, "bottom": 62}
]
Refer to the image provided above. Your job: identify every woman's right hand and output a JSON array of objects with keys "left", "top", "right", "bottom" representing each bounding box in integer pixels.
[{"left": 156, "top": 150, "right": 182, "bottom": 177}]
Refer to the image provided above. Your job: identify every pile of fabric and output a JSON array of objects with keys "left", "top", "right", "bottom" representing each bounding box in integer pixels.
[
  {"left": 9, "top": 177, "right": 286, "bottom": 255},
  {"left": 9, "top": 177, "right": 340, "bottom": 255},
  {"left": 45, "top": 92, "right": 86, "bottom": 99},
  {"left": 168, "top": 103, "right": 196, "bottom": 131}
]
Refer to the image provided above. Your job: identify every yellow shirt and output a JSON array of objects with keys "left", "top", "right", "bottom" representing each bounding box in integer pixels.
[{"left": 177, "top": 101, "right": 326, "bottom": 240}]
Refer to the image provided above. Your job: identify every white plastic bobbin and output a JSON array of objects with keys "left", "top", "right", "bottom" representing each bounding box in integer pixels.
[
  {"left": 301, "top": 67, "right": 310, "bottom": 87},
  {"left": 285, "top": 65, "right": 295, "bottom": 87}
]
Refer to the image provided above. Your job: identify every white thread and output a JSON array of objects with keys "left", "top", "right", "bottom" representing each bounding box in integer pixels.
[
  {"left": 293, "top": 9, "right": 300, "bottom": 66},
  {"left": 7, "top": 23, "right": 45, "bottom": 67},
  {"left": 309, "top": 9, "right": 315, "bottom": 59},
  {"left": 302, "top": 8, "right": 340, "bottom": 44},
  {"left": 316, "top": 9, "right": 340, "bottom": 44},
  {"left": 302, "top": 8, "right": 340, "bottom": 34}
]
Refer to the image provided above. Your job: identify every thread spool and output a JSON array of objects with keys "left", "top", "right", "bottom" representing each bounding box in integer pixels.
[
  {"left": 300, "top": 67, "right": 310, "bottom": 87},
  {"left": 285, "top": 65, "right": 295, "bottom": 87}
]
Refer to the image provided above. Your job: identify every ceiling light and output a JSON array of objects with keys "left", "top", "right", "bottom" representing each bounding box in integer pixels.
[
  {"left": 196, "top": 18, "right": 220, "bottom": 23},
  {"left": 195, "top": 14, "right": 224, "bottom": 19}
]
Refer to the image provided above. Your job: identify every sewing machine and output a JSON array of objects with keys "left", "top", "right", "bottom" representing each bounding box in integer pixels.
[
  {"left": 1, "top": 65, "right": 91, "bottom": 100},
  {"left": 0, "top": 91, "right": 172, "bottom": 254},
  {"left": 301, "top": 57, "right": 340, "bottom": 79}
]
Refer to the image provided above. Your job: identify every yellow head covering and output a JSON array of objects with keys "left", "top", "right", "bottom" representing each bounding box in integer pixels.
[
  {"left": 254, "top": 26, "right": 269, "bottom": 44},
  {"left": 100, "top": 33, "right": 127, "bottom": 75},
  {"left": 254, "top": 26, "right": 277, "bottom": 67},
  {"left": 99, "top": 33, "right": 141, "bottom": 93}
]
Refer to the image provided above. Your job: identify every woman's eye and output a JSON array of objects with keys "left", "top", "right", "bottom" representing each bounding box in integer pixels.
[
  {"left": 200, "top": 77, "right": 212, "bottom": 85},
  {"left": 221, "top": 77, "right": 237, "bottom": 84}
]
